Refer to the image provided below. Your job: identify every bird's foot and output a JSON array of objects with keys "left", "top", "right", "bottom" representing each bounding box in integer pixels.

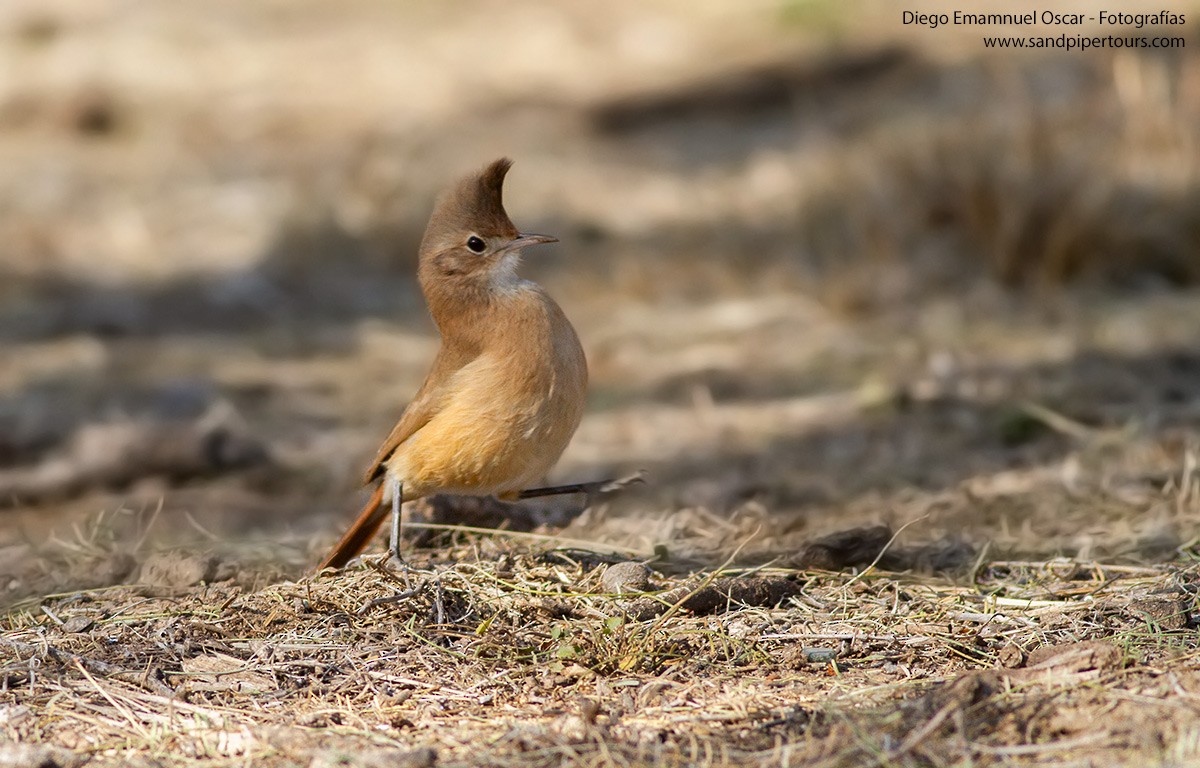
[{"left": 357, "top": 553, "right": 421, "bottom": 613}]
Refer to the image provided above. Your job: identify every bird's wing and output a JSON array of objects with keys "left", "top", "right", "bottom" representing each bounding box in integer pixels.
[{"left": 362, "top": 346, "right": 469, "bottom": 484}]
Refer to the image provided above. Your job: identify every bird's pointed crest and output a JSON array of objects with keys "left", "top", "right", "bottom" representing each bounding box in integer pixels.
[
  {"left": 467, "top": 157, "right": 513, "bottom": 226},
  {"left": 422, "top": 158, "right": 519, "bottom": 247}
]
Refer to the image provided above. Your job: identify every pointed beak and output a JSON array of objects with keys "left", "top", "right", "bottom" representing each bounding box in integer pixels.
[{"left": 505, "top": 232, "right": 558, "bottom": 252}]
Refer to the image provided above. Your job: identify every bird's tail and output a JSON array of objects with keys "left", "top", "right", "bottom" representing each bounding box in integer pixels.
[{"left": 317, "top": 483, "right": 388, "bottom": 570}]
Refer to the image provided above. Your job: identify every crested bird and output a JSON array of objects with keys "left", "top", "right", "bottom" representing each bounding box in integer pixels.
[{"left": 318, "top": 158, "right": 588, "bottom": 570}]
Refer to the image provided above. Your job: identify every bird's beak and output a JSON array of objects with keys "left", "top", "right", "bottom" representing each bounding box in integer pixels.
[{"left": 505, "top": 232, "right": 558, "bottom": 251}]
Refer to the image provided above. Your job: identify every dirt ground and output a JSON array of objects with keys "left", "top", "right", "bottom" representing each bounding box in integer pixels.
[{"left": 3, "top": 1, "right": 1200, "bottom": 766}]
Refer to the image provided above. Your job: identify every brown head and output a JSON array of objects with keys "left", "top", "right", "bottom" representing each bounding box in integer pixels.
[{"left": 417, "top": 158, "right": 556, "bottom": 323}]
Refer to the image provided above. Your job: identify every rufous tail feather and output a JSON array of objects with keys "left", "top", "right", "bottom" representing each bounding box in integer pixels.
[{"left": 317, "top": 483, "right": 387, "bottom": 570}]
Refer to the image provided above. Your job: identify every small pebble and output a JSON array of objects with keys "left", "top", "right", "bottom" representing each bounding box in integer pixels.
[
  {"left": 802, "top": 647, "right": 838, "bottom": 663},
  {"left": 138, "top": 553, "right": 218, "bottom": 588},
  {"left": 601, "top": 562, "right": 651, "bottom": 594},
  {"left": 62, "top": 616, "right": 95, "bottom": 633}
]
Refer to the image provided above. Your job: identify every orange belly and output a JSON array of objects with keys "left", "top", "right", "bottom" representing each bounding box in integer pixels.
[{"left": 384, "top": 356, "right": 585, "bottom": 499}]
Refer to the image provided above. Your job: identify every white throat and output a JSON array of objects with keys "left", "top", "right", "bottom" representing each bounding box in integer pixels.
[{"left": 489, "top": 250, "right": 532, "bottom": 294}]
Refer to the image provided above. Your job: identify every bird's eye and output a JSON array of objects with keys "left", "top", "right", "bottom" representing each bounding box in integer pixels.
[{"left": 466, "top": 236, "right": 486, "bottom": 254}]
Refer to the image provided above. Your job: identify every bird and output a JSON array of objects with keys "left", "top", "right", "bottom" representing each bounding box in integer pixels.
[{"left": 318, "top": 158, "right": 588, "bottom": 570}]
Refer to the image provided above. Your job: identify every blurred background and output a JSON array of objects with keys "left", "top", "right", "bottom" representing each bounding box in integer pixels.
[{"left": 2, "top": 0, "right": 1199, "bottom": 599}]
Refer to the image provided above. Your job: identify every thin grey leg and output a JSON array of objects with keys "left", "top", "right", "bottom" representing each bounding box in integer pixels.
[
  {"left": 518, "top": 472, "right": 646, "bottom": 500},
  {"left": 389, "top": 477, "right": 404, "bottom": 563}
]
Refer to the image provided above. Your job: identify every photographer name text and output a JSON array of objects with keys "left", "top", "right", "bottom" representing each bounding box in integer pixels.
[{"left": 902, "top": 10, "right": 1185, "bottom": 29}]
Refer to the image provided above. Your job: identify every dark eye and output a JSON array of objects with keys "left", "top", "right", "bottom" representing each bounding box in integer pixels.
[{"left": 466, "top": 235, "right": 486, "bottom": 253}]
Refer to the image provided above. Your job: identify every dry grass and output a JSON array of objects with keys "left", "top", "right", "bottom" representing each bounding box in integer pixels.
[{"left": 5, "top": 526, "right": 1200, "bottom": 767}]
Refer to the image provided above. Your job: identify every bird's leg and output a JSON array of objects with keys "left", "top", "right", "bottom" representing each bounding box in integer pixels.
[
  {"left": 357, "top": 479, "right": 419, "bottom": 610},
  {"left": 517, "top": 481, "right": 610, "bottom": 499},
  {"left": 389, "top": 477, "right": 404, "bottom": 561},
  {"left": 517, "top": 471, "right": 646, "bottom": 501},
  {"left": 386, "top": 477, "right": 413, "bottom": 588}
]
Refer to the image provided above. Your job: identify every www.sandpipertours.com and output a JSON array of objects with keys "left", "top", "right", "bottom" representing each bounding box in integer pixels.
[{"left": 901, "top": 9, "right": 1186, "bottom": 50}]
